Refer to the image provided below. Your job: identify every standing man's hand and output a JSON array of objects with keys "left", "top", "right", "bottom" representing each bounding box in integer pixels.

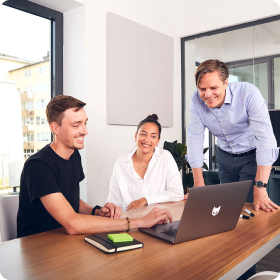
[
  {"left": 139, "top": 207, "right": 173, "bottom": 228},
  {"left": 127, "top": 197, "right": 147, "bottom": 211},
  {"left": 95, "top": 202, "right": 122, "bottom": 218},
  {"left": 253, "top": 187, "right": 280, "bottom": 212}
]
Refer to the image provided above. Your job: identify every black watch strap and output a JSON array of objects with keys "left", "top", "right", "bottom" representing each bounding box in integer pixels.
[
  {"left": 92, "top": 205, "right": 102, "bottom": 215},
  {"left": 254, "top": 181, "right": 267, "bottom": 188}
]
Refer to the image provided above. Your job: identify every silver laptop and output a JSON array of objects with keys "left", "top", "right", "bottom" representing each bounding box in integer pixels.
[{"left": 139, "top": 180, "right": 252, "bottom": 244}]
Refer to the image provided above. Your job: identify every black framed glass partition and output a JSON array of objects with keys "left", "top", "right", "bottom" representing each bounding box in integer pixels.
[{"left": 181, "top": 16, "right": 280, "bottom": 170}]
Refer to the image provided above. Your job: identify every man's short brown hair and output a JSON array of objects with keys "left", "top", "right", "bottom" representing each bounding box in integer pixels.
[
  {"left": 46, "top": 95, "right": 86, "bottom": 126},
  {"left": 195, "top": 59, "right": 229, "bottom": 87}
]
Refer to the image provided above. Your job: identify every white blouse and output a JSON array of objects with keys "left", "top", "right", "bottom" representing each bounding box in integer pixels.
[{"left": 107, "top": 147, "right": 184, "bottom": 211}]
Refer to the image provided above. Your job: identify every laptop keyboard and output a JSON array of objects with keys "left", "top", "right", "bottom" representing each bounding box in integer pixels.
[{"left": 161, "top": 229, "right": 178, "bottom": 238}]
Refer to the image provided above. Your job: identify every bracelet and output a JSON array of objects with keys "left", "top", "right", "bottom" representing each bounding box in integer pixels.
[
  {"left": 92, "top": 205, "right": 102, "bottom": 215},
  {"left": 126, "top": 217, "right": 130, "bottom": 231}
]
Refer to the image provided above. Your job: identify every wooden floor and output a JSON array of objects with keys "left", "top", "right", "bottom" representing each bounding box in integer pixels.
[{"left": 256, "top": 247, "right": 280, "bottom": 273}]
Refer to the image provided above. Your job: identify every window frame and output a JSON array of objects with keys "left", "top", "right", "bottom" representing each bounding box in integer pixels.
[
  {"left": 181, "top": 15, "right": 280, "bottom": 170},
  {"left": 3, "top": 0, "right": 63, "bottom": 99}
]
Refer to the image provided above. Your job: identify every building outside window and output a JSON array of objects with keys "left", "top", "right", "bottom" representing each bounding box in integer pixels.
[
  {"left": 24, "top": 69, "right": 31, "bottom": 77},
  {"left": 24, "top": 149, "right": 34, "bottom": 158},
  {"left": 23, "top": 133, "right": 34, "bottom": 142},
  {"left": 37, "top": 132, "right": 49, "bottom": 142},
  {"left": 36, "top": 82, "right": 48, "bottom": 93},
  {"left": 39, "top": 65, "right": 46, "bottom": 74},
  {"left": 0, "top": 1, "right": 62, "bottom": 194},
  {"left": 23, "top": 117, "right": 34, "bottom": 126},
  {"left": 36, "top": 116, "right": 47, "bottom": 125},
  {"left": 36, "top": 98, "right": 49, "bottom": 109},
  {"left": 22, "top": 101, "right": 34, "bottom": 110}
]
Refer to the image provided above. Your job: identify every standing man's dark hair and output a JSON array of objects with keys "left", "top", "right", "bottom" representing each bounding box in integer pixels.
[
  {"left": 195, "top": 59, "right": 229, "bottom": 87},
  {"left": 46, "top": 95, "right": 86, "bottom": 126}
]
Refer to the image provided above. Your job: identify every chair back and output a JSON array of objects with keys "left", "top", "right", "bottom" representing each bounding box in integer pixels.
[
  {"left": 0, "top": 195, "right": 19, "bottom": 242},
  {"left": 247, "top": 271, "right": 279, "bottom": 280}
]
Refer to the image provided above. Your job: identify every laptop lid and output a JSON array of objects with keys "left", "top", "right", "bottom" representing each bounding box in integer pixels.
[{"left": 139, "top": 180, "right": 252, "bottom": 244}]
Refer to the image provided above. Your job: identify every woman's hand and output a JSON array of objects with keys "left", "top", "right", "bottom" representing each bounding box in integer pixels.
[
  {"left": 127, "top": 197, "right": 147, "bottom": 211},
  {"left": 96, "top": 202, "right": 122, "bottom": 218}
]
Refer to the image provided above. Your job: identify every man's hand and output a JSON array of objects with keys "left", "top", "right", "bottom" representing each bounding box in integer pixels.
[
  {"left": 183, "top": 193, "right": 189, "bottom": 200},
  {"left": 127, "top": 197, "right": 147, "bottom": 211},
  {"left": 253, "top": 187, "right": 280, "bottom": 212},
  {"left": 95, "top": 202, "right": 122, "bottom": 218},
  {"left": 138, "top": 207, "right": 173, "bottom": 228}
]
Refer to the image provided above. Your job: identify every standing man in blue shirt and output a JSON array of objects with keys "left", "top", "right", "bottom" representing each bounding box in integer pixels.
[{"left": 186, "top": 59, "right": 279, "bottom": 212}]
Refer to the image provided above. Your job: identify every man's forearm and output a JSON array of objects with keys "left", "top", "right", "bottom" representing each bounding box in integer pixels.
[
  {"left": 192, "top": 167, "right": 205, "bottom": 187},
  {"left": 66, "top": 213, "right": 139, "bottom": 235},
  {"left": 253, "top": 165, "right": 272, "bottom": 200},
  {"left": 254, "top": 165, "right": 271, "bottom": 183},
  {"left": 79, "top": 199, "right": 93, "bottom": 215}
]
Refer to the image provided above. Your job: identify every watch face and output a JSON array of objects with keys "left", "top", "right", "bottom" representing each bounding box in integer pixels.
[{"left": 256, "top": 181, "right": 264, "bottom": 188}]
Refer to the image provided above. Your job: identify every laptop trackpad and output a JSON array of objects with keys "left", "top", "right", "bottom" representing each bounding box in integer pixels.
[{"left": 139, "top": 220, "right": 180, "bottom": 243}]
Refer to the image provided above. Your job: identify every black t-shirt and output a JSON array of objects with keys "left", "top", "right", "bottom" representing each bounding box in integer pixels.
[{"left": 17, "top": 145, "right": 85, "bottom": 238}]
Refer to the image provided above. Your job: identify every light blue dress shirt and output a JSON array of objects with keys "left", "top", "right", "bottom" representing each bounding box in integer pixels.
[{"left": 186, "top": 82, "right": 278, "bottom": 168}]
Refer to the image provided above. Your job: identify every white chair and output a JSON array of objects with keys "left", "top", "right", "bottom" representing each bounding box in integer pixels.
[
  {"left": 0, "top": 195, "right": 19, "bottom": 242},
  {"left": 247, "top": 271, "right": 280, "bottom": 280}
]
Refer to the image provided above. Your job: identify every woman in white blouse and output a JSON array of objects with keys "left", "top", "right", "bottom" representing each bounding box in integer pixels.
[{"left": 107, "top": 114, "right": 184, "bottom": 212}]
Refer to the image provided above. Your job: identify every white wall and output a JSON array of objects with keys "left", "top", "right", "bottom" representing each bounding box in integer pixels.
[
  {"left": 65, "top": 0, "right": 181, "bottom": 206},
  {"left": 63, "top": 6, "right": 87, "bottom": 201},
  {"left": 177, "top": 0, "right": 280, "bottom": 38}
]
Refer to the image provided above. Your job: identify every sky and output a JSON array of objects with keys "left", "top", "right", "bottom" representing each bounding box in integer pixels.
[{"left": 0, "top": 4, "right": 50, "bottom": 62}]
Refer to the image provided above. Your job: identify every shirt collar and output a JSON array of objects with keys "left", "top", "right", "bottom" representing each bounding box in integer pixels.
[
  {"left": 224, "top": 85, "right": 232, "bottom": 104},
  {"left": 125, "top": 146, "right": 162, "bottom": 165}
]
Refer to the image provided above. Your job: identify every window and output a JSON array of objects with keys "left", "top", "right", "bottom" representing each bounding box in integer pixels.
[
  {"left": 24, "top": 117, "right": 34, "bottom": 126},
  {"left": 36, "top": 116, "right": 47, "bottom": 125},
  {"left": 1, "top": 0, "right": 62, "bottom": 194},
  {"left": 24, "top": 149, "right": 34, "bottom": 158},
  {"left": 36, "top": 99, "right": 49, "bottom": 109},
  {"left": 36, "top": 82, "right": 49, "bottom": 93},
  {"left": 37, "top": 132, "right": 50, "bottom": 142},
  {"left": 24, "top": 85, "right": 34, "bottom": 93},
  {"left": 24, "top": 69, "right": 31, "bottom": 77},
  {"left": 39, "top": 65, "right": 46, "bottom": 74},
  {"left": 23, "top": 133, "right": 34, "bottom": 142},
  {"left": 22, "top": 101, "right": 34, "bottom": 110}
]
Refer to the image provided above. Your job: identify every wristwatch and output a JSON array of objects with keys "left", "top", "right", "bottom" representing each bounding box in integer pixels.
[
  {"left": 254, "top": 181, "right": 267, "bottom": 188},
  {"left": 92, "top": 205, "right": 102, "bottom": 215}
]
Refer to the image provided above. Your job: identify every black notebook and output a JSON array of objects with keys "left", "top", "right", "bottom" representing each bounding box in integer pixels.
[{"left": 84, "top": 232, "right": 143, "bottom": 253}]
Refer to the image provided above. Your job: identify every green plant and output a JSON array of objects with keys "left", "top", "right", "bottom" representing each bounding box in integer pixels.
[{"left": 163, "top": 140, "right": 209, "bottom": 194}]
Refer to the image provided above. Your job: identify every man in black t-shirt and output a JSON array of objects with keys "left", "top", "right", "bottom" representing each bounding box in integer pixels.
[{"left": 17, "top": 95, "right": 172, "bottom": 238}]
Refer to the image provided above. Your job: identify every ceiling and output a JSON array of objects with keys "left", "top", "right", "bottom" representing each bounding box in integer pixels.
[{"left": 29, "top": 0, "right": 83, "bottom": 13}]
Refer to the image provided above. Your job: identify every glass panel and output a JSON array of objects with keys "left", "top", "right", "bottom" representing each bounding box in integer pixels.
[
  {"left": 0, "top": 3, "right": 52, "bottom": 194},
  {"left": 274, "top": 57, "right": 280, "bottom": 109},
  {"left": 228, "top": 63, "right": 268, "bottom": 105}
]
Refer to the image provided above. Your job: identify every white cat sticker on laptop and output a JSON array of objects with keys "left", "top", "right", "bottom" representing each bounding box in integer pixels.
[{"left": 212, "top": 206, "right": 221, "bottom": 216}]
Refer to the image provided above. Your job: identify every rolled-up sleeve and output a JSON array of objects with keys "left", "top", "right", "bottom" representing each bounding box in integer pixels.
[
  {"left": 186, "top": 94, "right": 206, "bottom": 168},
  {"left": 247, "top": 87, "right": 279, "bottom": 166}
]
